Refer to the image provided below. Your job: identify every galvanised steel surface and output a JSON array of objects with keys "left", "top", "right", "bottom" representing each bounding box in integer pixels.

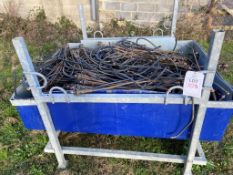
[
  {"left": 43, "top": 141, "right": 206, "bottom": 165},
  {"left": 12, "top": 37, "right": 67, "bottom": 168},
  {"left": 171, "top": 0, "right": 179, "bottom": 36},
  {"left": 79, "top": 5, "right": 87, "bottom": 40},
  {"left": 184, "top": 30, "right": 226, "bottom": 175},
  {"left": 90, "top": 0, "right": 97, "bottom": 21}
]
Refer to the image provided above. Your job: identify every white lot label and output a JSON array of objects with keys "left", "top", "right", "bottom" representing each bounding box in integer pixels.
[{"left": 183, "top": 71, "right": 204, "bottom": 98}]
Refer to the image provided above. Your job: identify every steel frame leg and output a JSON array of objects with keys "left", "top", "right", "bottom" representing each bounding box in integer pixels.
[
  {"left": 184, "top": 106, "right": 207, "bottom": 175},
  {"left": 12, "top": 37, "right": 67, "bottom": 168},
  {"left": 171, "top": 0, "right": 179, "bottom": 36},
  {"left": 37, "top": 103, "right": 67, "bottom": 168},
  {"left": 183, "top": 30, "right": 225, "bottom": 174},
  {"left": 79, "top": 5, "right": 88, "bottom": 40}
]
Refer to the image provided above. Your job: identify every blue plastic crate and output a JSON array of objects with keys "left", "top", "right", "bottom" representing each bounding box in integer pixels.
[{"left": 11, "top": 38, "right": 233, "bottom": 142}]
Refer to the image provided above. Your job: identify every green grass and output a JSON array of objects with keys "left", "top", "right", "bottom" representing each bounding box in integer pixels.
[
  {"left": 0, "top": 37, "right": 233, "bottom": 175},
  {"left": 198, "top": 40, "right": 233, "bottom": 84}
]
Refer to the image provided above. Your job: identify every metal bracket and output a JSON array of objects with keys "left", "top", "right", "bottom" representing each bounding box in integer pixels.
[
  {"left": 198, "top": 70, "right": 216, "bottom": 74},
  {"left": 165, "top": 85, "right": 189, "bottom": 105},
  {"left": 49, "top": 86, "right": 70, "bottom": 103},
  {"left": 93, "top": 31, "right": 104, "bottom": 38},
  {"left": 23, "top": 71, "right": 48, "bottom": 89},
  {"left": 153, "top": 28, "right": 164, "bottom": 36}
]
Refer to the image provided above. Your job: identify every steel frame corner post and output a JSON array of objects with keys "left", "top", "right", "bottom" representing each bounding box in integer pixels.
[
  {"left": 171, "top": 0, "right": 179, "bottom": 36},
  {"left": 183, "top": 30, "right": 225, "bottom": 175},
  {"left": 79, "top": 4, "right": 88, "bottom": 40},
  {"left": 90, "top": 0, "right": 97, "bottom": 21},
  {"left": 12, "top": 37, "right": 67, "bottom": 169}
]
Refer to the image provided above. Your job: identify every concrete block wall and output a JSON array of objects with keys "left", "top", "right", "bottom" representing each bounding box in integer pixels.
[
  {"left": 0, "top": 0, "right": 210, "bottom": 27},
  {"left": 99, "top": 0, "right": 210, "bottom": 26},
  {"left": 0, "top": 0, "right": 94, "bottom": 26}
]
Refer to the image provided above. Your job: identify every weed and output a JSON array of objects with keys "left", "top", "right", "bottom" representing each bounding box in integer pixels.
[
  {"left": 34, "top": 8, "right": 46, "bottom": 22},
  {"left": 55, "top": 16, "right": 81, "bottom": 43}
]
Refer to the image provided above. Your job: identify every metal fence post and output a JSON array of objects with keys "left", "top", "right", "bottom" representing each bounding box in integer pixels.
[
  {"left": 12, "top": 37, "right": 67, "bottom": 168},
  {"left": 171, "top": 0, "right": 179, "bottom": 36},
  {"left": 183, "top": 30, "right": 225, "bottom": 175},
  {"left": 79, "top": 5, "right": 88, "bottom": 40}
]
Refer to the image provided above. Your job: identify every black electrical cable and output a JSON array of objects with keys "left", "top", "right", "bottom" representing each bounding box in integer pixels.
[
  {"left": 170, "top": 98, "right": 195, "bottom": 139},
  {"left": 37, "top": 38, "right": 200, "bottom": 94}
]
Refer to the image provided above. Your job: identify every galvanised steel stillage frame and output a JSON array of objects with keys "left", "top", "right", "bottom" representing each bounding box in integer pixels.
[
  {"left": 11, "top": 0, "right": 230, "bottom": 174},
  {"left": 12, "top": 29, "right": 226, "bottom": 175}
]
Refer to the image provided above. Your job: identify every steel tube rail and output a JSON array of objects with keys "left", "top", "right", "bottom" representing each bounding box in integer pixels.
[
  {"left": 12, "top": 37, "right": 67, "bottom": 168},
  {"left": 171, "top": 0, "right": 179, "bottom": 36},
  {"left": 44, "top": 141, "right": 207, "bottom": 165},
  {"left": 79, "top": 5, "right": 88, "bottom": 40},
  {"left": 183, "top": 30, "right": 225, "bottom": 175},
  {"left": 10, "top": 93, "right": 233, "bottom": 109}
]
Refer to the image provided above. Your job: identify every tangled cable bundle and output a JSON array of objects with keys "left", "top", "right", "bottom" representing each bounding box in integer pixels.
[{"left": 37, "top": 39, "right": 200, "bottom": 94}]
